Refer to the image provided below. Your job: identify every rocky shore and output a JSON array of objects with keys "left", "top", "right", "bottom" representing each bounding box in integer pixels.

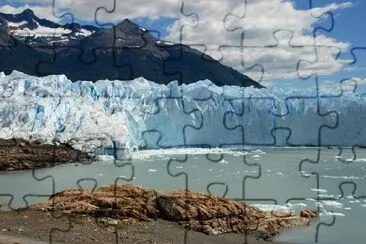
[
  {"left": 0, "top": 138, "right": 92, "bottom": 171},
  {"left": 29, "top": 184, "right": 318, "bottom": 241}
]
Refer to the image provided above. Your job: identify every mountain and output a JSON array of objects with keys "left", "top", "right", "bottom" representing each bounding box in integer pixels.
[
  {"left": 0, "top": 9, "right": 98, "bottom": 46},
  {"left": 0, "top": 9, "right": 263, "bottom": 88}
]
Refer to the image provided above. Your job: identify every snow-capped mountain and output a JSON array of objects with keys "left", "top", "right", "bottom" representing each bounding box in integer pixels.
[
  {"left": 0, "top": 9, "right": 98, "bottom": 46},
  {"left": 0, "top": 9, "right": 263, "bottom": 88}
]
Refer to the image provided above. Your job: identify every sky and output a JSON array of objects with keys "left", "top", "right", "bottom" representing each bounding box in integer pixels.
[{"left": 0, "top": 0, "right": 364, "bottom": 92}]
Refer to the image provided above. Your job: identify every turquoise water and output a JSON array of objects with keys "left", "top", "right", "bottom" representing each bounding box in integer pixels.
[{"left": 1, "top": 147, "right": 366, "bottom": 244}]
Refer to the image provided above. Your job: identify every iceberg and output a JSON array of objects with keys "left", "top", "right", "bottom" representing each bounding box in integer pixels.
[{"left": 0, "top": 71, "right": 365, "bottom": 159}]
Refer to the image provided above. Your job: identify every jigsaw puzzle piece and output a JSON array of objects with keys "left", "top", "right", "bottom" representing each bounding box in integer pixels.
[
  {"left": 36, "top": 46, "right": 134, "bottom": 81},
  {"left": 222, "top": 95, "right": 335, "bottom": 147},
  {"left": 31, "top": 160, "right": 134, "bottom": 193},
  {"left": 283, "top": 182, "right": 366, "bottom": 244},
  {"left": 0, "top": 17, "right": 17, "bottom": 48},
  {"left": 0, "top": 169, "right": 54, "bottom": 210},
  {"left": 52, "top": 0, "right": 114, "bottom": 26},
  {"left": 163, "top": 0, "right": 243, "bottom": 83},
  {"left": 165, "top": 151, "right": 260, "bottom": 243},
  {"left": 297, "top": 45, "right": 345, "bottom": 81},
  {"left": 299, "top": 148, "right": 366, "bottom": 225},
  {"left": 319, "top": 88, "right": 366, "bottom": 147},
  {"left": 0, "top": 194, "right": 12, "bottom": 211},
  {"left": 348, "top": 47, "right": 366, "bottom": 67},
  {"left": 178, "top": 90, "right": 248, "bottom": 148},
  {"left": 19, "top": 160, "right": 136, "bottom": 242},
  {"left": 318, "top": 77, "right": 357, "bottom": 98},
  {"left": 177, "top": 0, "right": 309, "bottom": 61},
  {"left": 159, "top": 0, "right": 202, "bottom": 83},
  {"left": 295, "top": 1, "right": 350, "bottom": 82},
  {"left": 244, "top": 147, "right": 339, "bottom": 243},
  {"left": 278, "top": 98, "right": 338, "bottom": 146},
  {"left": 243, "top": 148, "right": 318, "bottom": 205},
  {"left": 94, "top": 0, "right": 165, "bottom": 52},
  {"left": 339, "top": 47, "right": 366, "bottom": 92},
  {"left": 277, "top": 198, "right": 336, "bottom": 244},
  {"left": 141, "top": 97, "right": 203, "bottom": 148},
  {"left": 167, "top": 152, "right": 260, "bottom": 199},
  {"left": 52, "top": 0, "right": 78, "bottom": 23},
  {"left": 224, "top": 1, "right": 299, "bottom": 46},
  {"left": 224, "top": 97, "right": 279, "bottom": 146},
  {"left": 315, "top": 182, "right": 366, "bottom": 244},
  {"left": 219, "top": 30, "right": 321, "bottom": 92},
  {"left": 52, "top": 0, "right": 138, "bottom": 78},
  {"left": 218, "top": 43, "right": 265, "bottom": 85},
  {"left": 222, "top": 0, "right": 340, "bottom": 86}
]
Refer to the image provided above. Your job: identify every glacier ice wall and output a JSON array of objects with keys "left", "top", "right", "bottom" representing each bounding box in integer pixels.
[{"left": 0, "top": 71, "right": 366, "bottom": 159}]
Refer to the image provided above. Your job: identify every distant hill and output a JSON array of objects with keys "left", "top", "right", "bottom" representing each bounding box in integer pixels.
[{"left": 0, "top": 9, "right": 263, "bottom": 88}]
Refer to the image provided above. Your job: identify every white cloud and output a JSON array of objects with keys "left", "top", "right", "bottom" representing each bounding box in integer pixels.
[
  {"left": 310, "top": 2, "right": 353, "bottom": 17},
  {"left": 0, "top": 0, "right": 354, "bottom": 83},
  {"left": 0, "top": 4, "right": 60, "bottom": 23},
  {"left": 165, "top": 0, "right": 353, "bottom": 82},
  {"left": 320, "top": 77, "right": 366, "bottom": 94}
]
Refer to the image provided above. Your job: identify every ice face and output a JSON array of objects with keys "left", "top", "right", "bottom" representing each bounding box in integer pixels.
[{"left": 0, "top": 71, "right": 365, "bottom": 159}]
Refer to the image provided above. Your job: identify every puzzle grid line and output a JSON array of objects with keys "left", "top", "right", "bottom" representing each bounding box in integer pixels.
[{"left": 0, "top": 0, "right": 365, "bottom": 243}]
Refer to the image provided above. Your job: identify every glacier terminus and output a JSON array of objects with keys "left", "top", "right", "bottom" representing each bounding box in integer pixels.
[{"left": 1, "top": 71, "right": 365, "bottom": 159}]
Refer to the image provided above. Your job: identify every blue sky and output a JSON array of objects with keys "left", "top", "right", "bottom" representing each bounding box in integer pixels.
[{"left": 0, "top": 0, "right": 364, "bottom": 92}]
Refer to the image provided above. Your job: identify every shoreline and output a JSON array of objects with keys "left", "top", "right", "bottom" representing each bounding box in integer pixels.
[
  {"left": 0, "top": 211, "right": 292, "bottom": 244},
  {"left": 0, "top": 138, "right": 92, "bottom": 171},
  {"left": 0, "top": 137, "right": 352, "bottom": 172}
]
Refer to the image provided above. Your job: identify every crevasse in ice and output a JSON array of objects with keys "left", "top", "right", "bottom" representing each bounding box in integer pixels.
[{"left": 0, "top": 71, "right": 365, "bottom": 159}]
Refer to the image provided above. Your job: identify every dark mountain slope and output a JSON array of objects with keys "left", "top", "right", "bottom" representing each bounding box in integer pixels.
[{"left": 0, "top": 9, "right": 263, "bottom": 88}]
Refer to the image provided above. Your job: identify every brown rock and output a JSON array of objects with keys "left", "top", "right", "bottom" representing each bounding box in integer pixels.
[
  {"left": 0, "top": 138, "right": 91, "bottom": 171},
  {"left": 300, "top": 209, "right": 319, "bottom": 218},
  {"left": 29, "top": 184, "right": 318, "bottom": 239}
]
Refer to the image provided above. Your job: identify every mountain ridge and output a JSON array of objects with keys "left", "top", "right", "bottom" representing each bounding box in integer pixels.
[{"left": 0, "top": 9, "right": 264, "bottom": 88}]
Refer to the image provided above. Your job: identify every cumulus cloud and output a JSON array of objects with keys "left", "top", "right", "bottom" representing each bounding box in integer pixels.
[
  {"left": 0, "top": 0, "right": 354, "bottom": 83},
  {"left": 320, "top": 77, "right": 366, "bottom": 94},
  {"left": 165, "top": 0, "right": 352, "bottom": 82}
]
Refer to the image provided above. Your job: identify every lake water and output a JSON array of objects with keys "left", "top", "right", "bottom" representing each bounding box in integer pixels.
[{"left": 1, "top": 147, "right": 366, "bottom": 244}]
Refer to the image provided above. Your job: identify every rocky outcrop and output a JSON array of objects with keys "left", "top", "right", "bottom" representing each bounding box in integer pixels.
[
  {"left": 30, "top": 184, "right": 318, "bottom": 239},
  {"left": 300, "top": 209, "right": 319, "bottom": 218},
  {"left": 0, "top": 138, "right": 92, "bottom": 171}
]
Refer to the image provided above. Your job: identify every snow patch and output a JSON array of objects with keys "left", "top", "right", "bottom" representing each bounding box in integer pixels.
[
  {"left": 75, "top": 28, "right": 94, "bottom": 37},
  {"left": 9, "top": 20, "right": 72, "bottom": 37},
  {"left": 7, "top": 21, "right": 28, "bottom": 27}
]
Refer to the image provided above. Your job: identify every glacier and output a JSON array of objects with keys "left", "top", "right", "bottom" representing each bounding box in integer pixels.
[{"left": 0, "top": 71, "right": 366, "bottom": 159}]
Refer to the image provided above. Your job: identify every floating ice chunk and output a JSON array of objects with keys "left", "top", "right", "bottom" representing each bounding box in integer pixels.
[
  {"left": 252, "top": 149, "right": 266, "bottom": 154},
  {"left": 219, "top": 159, "right": 229, "bottom": 164},
  {"left": 320, "top": 212, "right": 345, "bottom": 216},
  {"left": 321, "top": 201, "right": 343, "bottom": 208},
  {"left": 322, "top": 175, "right": 360, "bottom": 180},
  {"left": 251, "top": 204, "right": 293, "bottom": 212},
  {"left": 95, "top": 155, "right": 115, "bottom": 161},
  {"left": 311, "top": 188, "right": 328, "bottom": 193}
]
